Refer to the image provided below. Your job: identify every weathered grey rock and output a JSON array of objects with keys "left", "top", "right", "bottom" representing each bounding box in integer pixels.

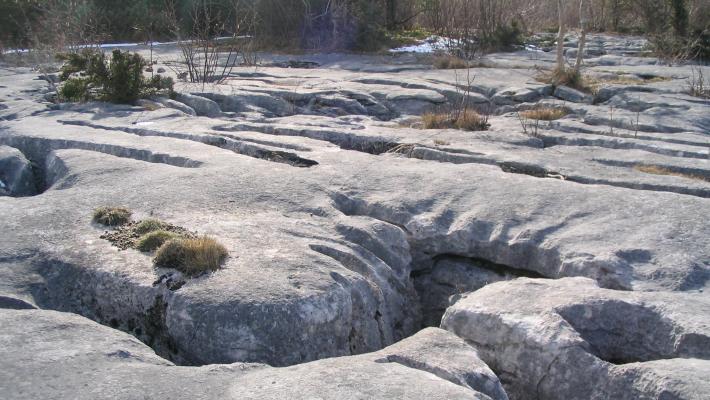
[
  {"left": 0, "top": 145, "right": 36, "bottom": 196},
  {"left": 174, "top": 93, "right": 222, "bottom": 117},
  {"left": 0, "top": 34, "right": 708, "bottom": 400},
  {"left": 491, "top": 85, "right": 552, "bottom": 105},
  {"left": 135, "top": 98, "right": 163, "bottom": 110},
  {"left": 151, "top": 96, "right": 198, "bottom": 116},
  {"left": 413, "top": 257, "right": 520, "bottom": 327},
  {"left": 554, "top": 85, "right": 594, "bottom": 103},
  {"left": 0, "top": 309, "right": 501, "bottom": 400},
  {"left": 442, "top": 278, "right": 710, "bottom": 400}
]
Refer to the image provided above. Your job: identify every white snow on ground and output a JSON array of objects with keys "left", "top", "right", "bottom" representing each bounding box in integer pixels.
[
  {"left": 524, "top": 44, "right": 547, "bottom": 53},
  {"left": 2, "top": 36, "right": 243, "bottom": 55},
  {"left": 390, "top": 36, "right": 454, "bottom": 54}
]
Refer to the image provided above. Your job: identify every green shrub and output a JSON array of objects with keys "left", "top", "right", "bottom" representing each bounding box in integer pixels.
[
  {"left": 93, "top": 206, "right": 132, "bottom": 226},
  {"left": 154, "top": 236, "right": 228, "bottom": 276},
  {"left": 133, "top": 219, "right": 169, "bottom": 235},
  {"left": 136, "top": 230, "right": 179, "bottom": 252},
  {"left": 481, "top": 21, "right": 524, "bottom": 52},
  {"left": 56, "top": 49, "right": 173, "bottom": 104},
  {"left": 59, "top": 78, "right": 91, "bottom": 102},
  {"left": 57, "top": 50, "right": 104, "bottom": 81}
]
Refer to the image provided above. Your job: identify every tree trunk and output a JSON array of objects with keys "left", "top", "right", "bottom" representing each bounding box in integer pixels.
[
  {"left": 574, "top": 0, "right": 587, "bottom": 74},
  {"left": 556, "top": 0, "right": 566, "bottom": 72},
  {"left": 386, "top": 0, "right": 397, "bottom": 31}
]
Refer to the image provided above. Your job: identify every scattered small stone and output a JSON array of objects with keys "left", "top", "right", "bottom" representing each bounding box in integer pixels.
[{"left": 100, "top": 220, "right": 195, "bottom": 251}]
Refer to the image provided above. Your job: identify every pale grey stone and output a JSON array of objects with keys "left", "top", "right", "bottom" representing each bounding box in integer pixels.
[
  {"left": 0, "top": 309, "right": 498, "bottom": 400},
  {"left": 442, "top": 278, "right": 710, "bottom": 400}
]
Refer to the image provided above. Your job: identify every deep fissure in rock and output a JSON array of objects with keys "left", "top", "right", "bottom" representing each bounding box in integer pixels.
[{"left": 412, "top": 254, "right": 545, "bottom": 327}]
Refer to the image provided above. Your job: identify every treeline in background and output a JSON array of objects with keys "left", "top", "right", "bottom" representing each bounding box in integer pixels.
[{"left": 1, "top": 0, "right": 708, "bottom": 60}]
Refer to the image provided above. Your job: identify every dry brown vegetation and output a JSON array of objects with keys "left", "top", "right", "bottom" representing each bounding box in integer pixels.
[
  {"left": 520, "top": 107, "right": 570, "bottom": 121},
  {"left": 687, "top": 66, "right": 709, "bottom": 99},
  {"left": 538, "top": 68, "right": 589, "bottom": 92},
  {"left": 423, "top": 110, "right": 490, "bottom": 131},
  {"left": 154, "top": 236, "right": 229, "bottom": 276},
  {"left": 634, "top": 165, "right": 708, "bottom": 182},
  {"left": 93, "top": 207, "right": 132, "bottom": 226},
  {"left": 99, "top": 218, "right": 196, "bottom": 250},
  {"left": 433, "top": 54, "right": 470, "bottom": 69}
]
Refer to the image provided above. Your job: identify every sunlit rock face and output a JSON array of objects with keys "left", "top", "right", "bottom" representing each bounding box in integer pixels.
[{"left": 1, "top": 33, "right": 708, "bottom": 399}]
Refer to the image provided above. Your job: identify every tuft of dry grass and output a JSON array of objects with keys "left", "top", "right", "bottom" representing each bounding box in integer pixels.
[
  {"left": 423, "top": 110, "right": 490, "bottom": 131},
  {"left": 434, "top": 138, "right": 450, "bottom": 146},
  {"left": 133, "top": 219, "right": 169, "bottom": 235},
  {"left": 136, "top": 230, "right": 181, "bottom": 252},
  {"left": 520, "top": 107, "right": 570, "bottom": 121},
  {"left": 154, "top": 236, "right": 228, "bottom": 276},
  {"left": 687, "top": 66, "right": 709, "bottom": 99},
  {"left": 93, "top": 207, "right": 132, "bottom": 226},
  {"left": 537, "top": 67, "right": 592, "bottom": 93},
  {"left": 433, "top": 54, "right": 469, "bottom": 69},
  {"left": 422, "top": 113, "right": 451, "bottom": 129},
  {"left": 634, "top": 165, "right": 708, "bottom": 182}
]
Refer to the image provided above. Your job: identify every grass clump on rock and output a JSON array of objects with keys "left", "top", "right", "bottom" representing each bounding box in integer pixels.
[
  {"left": 433, "top": 54, "right": 470, "bottom": 69},
  {"left": 520, "top": 107, "right": 570, "bottom": 121},
  {"left": 133, "top": 218, "right": 169, "bottom": 235},
  {"left": 93, "top": 206, "right": 132, "bottom": 226},
  {"left": 422, "top": 110, "right": 490, "bottom": 131},
  {"left": 537, "top": 68, "right": 591, "bottom": 93},
  {"left": 136, "top": 230, "right": 180, "bottom": 252},
  {"left": 154, "top": 236, "right": 228, "bottom": 276},
  {"left": 634, "top": 164, "right": 708, "bottom": 182}
]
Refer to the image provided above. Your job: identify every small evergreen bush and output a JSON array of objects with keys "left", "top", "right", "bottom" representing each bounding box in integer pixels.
[{"left": 57, "top": 49, "right": 173, "bottom": 104}]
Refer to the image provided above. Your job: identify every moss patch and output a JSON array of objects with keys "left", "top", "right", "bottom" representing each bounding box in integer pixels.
[
  {"left": 100, "top": 219, "right": 195, "bottom": 250},
  {"left": 136, "top": 230, "right": 181, "bottom": 252}
]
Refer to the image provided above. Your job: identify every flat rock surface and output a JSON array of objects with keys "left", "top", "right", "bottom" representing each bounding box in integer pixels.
[{"left": 1, "top": 33, "right": 708, "bottom": 399}]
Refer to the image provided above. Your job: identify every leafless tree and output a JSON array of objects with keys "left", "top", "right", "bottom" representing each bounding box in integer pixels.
[{"left": 165, "top": 0, "right": 255, "bottom": 90}]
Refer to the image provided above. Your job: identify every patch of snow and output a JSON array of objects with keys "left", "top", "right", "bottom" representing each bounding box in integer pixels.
[
  {"left": 524, "top": 44, "right": 547, "bottom": 53},
  {"left": 2, "top": 36, "right": 249, "bottom": 55},
  {"left": 390, "top": 36, "right": 455, "bottom": 54},
  {"left": 1, "top": 48, "right": 29, "bottom": 55}
]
